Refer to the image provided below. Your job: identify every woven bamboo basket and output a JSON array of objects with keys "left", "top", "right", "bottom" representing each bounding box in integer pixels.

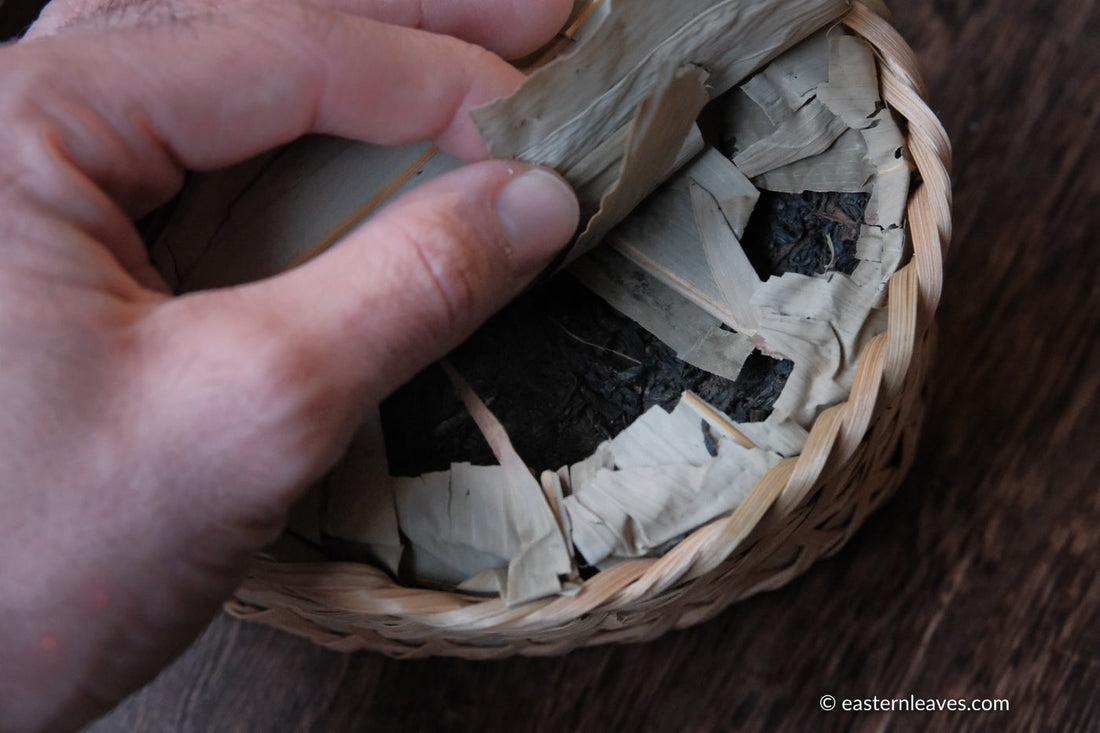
[{"left": 222, "top": 2, "right": 952, "bottom": 658}]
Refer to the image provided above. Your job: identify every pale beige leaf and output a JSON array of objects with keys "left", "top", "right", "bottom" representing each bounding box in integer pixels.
[
  {"left": 606, "top": 401, "right": 716, "bottom": 470},
  {"left": 568, "top": 247, "right": 753, "bottom": 382},
  {"left": 690, "top": 179, "right": 764, "bottom": 334},
  {"left": 152, "top": 138, "right": 458, "bottom": 291},
  {"left": 730, "top": 416, "right": 810, "bottom": 458},
  {"left": 753, "top": 126, "right": 873, "bottom": 193},
  {"left": 733, "top": 99, "right": 849, "bottom": 178},
  {"left": 752, "top": 272, "right": 886, "bottom": 427},
  {"left": 474, "top": 0, "right": 850, "bottom": 167},
  {"left": 473, "top": 0, "right": 851, "bottom": 254},
  {"left": 322, "top": 410, "right": 402, "bottom": 575},
  {"left": 816, "top": 33, "right": 910, "bottom": 228},
  {"left": 393, "top": 467, "right": 516, "bottom": 588},
  {"left": 563, "top": 438, "right": 782, "bottom": 566},
  {"left": 684, "top": 148, "right": 761, "bottom": 239},
  {"left": 569, "top": 65, "right": 711, "bottom": 262},
  {"left": 444, "top": 365, "right": 576, "bottom": 604}
]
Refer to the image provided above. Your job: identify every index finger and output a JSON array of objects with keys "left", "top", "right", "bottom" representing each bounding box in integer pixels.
[
  {"left": 282, "top": 0, "right": 576, "bottom": 59},
  {"left": 4, "top": 6, "right": 524, "bottom": 219},
  {"left": 28, "top": 0, "right": 574, "bottom": 60}
]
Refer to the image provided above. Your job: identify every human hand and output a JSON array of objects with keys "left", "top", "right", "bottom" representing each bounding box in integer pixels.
[{"left": 0, "top": 0, "right": 578, "bottom": 729}]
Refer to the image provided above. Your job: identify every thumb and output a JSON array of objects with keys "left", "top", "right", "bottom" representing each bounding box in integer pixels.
[
  {"left": 146, "top": 160, "right": 578, "bottom": 498},
  {"left": 257, "top": 159, "right": 580, "bottom": 400}
]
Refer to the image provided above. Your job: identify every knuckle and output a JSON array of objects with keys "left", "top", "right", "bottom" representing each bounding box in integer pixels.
[
  {"left": 0, "top": 62, "right": 61, "bottom": 200},
  {"left": 1, "top": 43, "right": 184, "bottom": 211}
]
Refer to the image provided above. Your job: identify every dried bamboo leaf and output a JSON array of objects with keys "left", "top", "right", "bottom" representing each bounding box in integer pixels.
[
  {"left": 729, "top": 416, "right": 810, "bottom": 458},
  {"left": 285, "top": 481, "right": 323, "bottom": 547},
  {"left": 566, "top": 444, "right": 615, "bottom": 497},
  {"left": 747, "top": 29, "right": 833, "bottom": 108},
  {"left": 681, "top": 391, "right": 756, "bottom": 450},
  {"left": 152, "top": 138, "right": 457, "bottom": 291},
  {"left": 732, "top": 99, "right": 849, "bottom": 178},
  {"left": 717, "top": 29, "right": 895, "bottom": 196},
  {"left": 148, "top": 151, "right": 277, "bottom": 291},
  {"left": 690, "top": 180, "right": 763, "bottom": 334},
  {"left": 539, "top": 470, "right": 575, "bottom": 559},
  {"left": 592, "top": 146, "right": 767, "bottom": 338},
  {"left": 815, "top": 33, "right": 910, "bottom": 228},
  {"left": 680, "top": 327, "right": 756, "bottom": 384},
  {"left": 740, "top": 75, "right": 795, "bottom": 124},
  {"left": 474, "top": 0, "right": 849, "bottom": 161},
  {"left": 612, "top": 27, "right": 910, "bottom": 439},
  {"left": 752, "top": 126, "right": 873, "bottom": 193},
  {"left": 563, "top": 434, "right": 783, "bottom": 566},
  {"left": 723, "top": 32, "right": 851, "bottom": 179},
  {"left": 852, "top": 224, "right": 906, "bottom": 287},
  {"left": 387, "top": 367, "right": 576, "bottom": 604},
  {"left": 606, "top": 401, "right": 716, "bottom": 470},
  {"left": 473, "top": 0, "right": 851, "bottom": 253},
  {"left": 569, "top": 65, "right": 711, "bottom": 262},
  {"left": 753, "top": 272, "right": 886, "bottom": 427},
  {"left": 608, "top": 176, "right": 733, "bottom": 325},
  {"left": 393, "top": 467, "right": 518, "bottom": 588},
  {"left": 474, "top": 0, "right": 720, "bottom": 154},
  {"left": 456, "top": 568, "right": 509, "bottom": 596},
  {"left": 569, "top": 247, "right": 753, "bottom": 382},
  {"left": 815, "top": 32, "right": 883, "bottom": 122},
  {"left": 724, "top": 33, "right": 909, "bottom": 431},
  {"left": 321, "top": 410, "right": 402, "bottom": 575},
  {"left": 683, "top": 148, "right": 761, "bottom": 239},
  {"left": 444, "top": 365, "right": 575, "bottom": 604}
]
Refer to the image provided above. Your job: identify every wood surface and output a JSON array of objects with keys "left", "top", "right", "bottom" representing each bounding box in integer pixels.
[{"left": 4, "top": 1, "right": 1099, "bottom": 730}]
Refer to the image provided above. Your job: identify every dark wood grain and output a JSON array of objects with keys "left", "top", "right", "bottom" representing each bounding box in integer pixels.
[{"left": 5, "top": 1, "right": 1099, "bottom": 730}]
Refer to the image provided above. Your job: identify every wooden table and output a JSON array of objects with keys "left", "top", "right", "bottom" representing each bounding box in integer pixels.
[{"left": 5, "top": 1, "right": 1098, "bottom": 730}]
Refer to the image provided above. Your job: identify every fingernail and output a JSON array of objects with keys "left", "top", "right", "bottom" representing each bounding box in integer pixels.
[{"left": 495, "top": 167, "right": 580, "bottom": 274}]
